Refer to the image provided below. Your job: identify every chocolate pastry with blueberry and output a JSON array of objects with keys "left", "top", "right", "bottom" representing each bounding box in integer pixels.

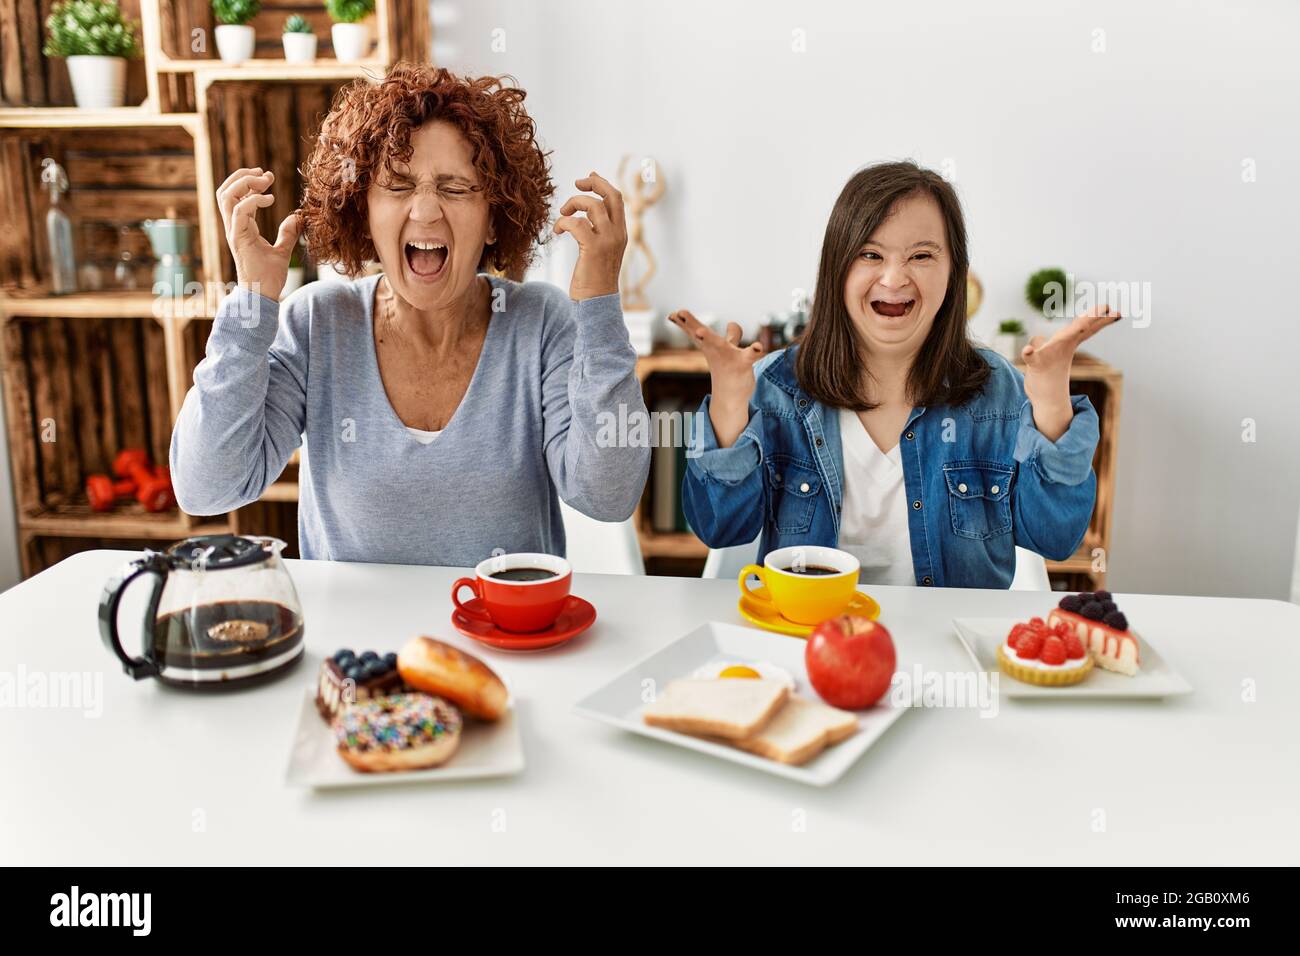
[{"left": 316, "top": 648, "right": 407, "bottom": 722}]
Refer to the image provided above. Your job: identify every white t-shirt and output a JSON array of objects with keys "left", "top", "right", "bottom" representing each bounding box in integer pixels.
[
  {"left": 405, "top": 426, "right": 442, "bottom": 445},
  {"left": 837, "top": 408, "right": 917, "bottom": 586}
]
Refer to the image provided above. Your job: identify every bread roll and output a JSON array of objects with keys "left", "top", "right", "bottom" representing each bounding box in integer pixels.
[{"left": 397, "top": 636, "right": 508, "bottom": 721}]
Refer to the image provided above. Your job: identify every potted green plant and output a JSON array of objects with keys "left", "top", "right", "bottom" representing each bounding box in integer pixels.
[
  {"left": 212, "top": 0, "right": 261, "bottom": 65},
  {"left": 992, "top": 319, "right": 1027, "bottom": 362},
  {"left": 1025, "top": 266, "right": 1069, "bottom": 320},
  {"left": 282, "top": 14, "right": 316, "bottom": 64},
  {"left": 43, "top": 0, "right": 141, "bottom": 109},
  {"left": 327, "top": 0, "right": 375, "bottom": 63}
]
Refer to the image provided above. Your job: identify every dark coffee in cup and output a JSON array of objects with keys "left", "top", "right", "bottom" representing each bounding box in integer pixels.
[
  {"left": 780, "top": 564, "right": 842, "bottom": 576},
  {"left": 489, "top": 568, "right": 558, "bottom": 582},
  {"left": 455, "top": 552, "right": 573, "bottom": 633}
]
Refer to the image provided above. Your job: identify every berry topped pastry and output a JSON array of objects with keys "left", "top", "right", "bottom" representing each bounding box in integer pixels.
[
  {"left": 316, "top": 648, "right": 406, "bottom": 722},
  {"left": 1048, "top": 591, "right": 1141, "bottom": 677},
  {"left": 997, "top": 616, "right": 1094, "bottom": 686}
]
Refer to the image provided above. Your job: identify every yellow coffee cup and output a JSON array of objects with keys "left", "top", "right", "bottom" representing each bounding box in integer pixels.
[{"left": 738, "top": 546, "right": 860, "bottom": 625}]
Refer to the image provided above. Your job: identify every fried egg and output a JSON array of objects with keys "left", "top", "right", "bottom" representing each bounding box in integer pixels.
[{"left": 691, "top": 659, "right": 795, "bottom": 688}]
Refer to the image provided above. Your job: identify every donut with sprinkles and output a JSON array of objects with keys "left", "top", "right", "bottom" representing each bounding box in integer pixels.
[{"left": 333, "top": 693, "right": 463, "bottom": 772}]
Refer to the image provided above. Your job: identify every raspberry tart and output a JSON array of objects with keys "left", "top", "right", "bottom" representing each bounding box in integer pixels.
[
  {"left": 1047, "top": 591, "right": 1141, "bottom": 677},
  {"left": 997, "top": 616, "right": 1094, "bottom": 686}
]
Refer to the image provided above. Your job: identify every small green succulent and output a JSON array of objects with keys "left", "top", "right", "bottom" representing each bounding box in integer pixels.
[
  {"left": 1025, "top": 267, "right": 1069, "bottom": 317},
  {"left": 211, "top": 0, "right": 261, "bottom": 27},
  {"left": 998, "top": 319, "right": 1026, "bottom": 335},
  {"left": 325, "top": 0, "right": 375, "bottom": 25},
  {"left": 283, "top": 14, "right": 312, "bottom": 34},
  {"left": 43, "top": 0, "right": 141, "bottom": 59}
]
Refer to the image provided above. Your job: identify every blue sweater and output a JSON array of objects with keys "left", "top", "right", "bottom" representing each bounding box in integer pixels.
[{"left": 170, "top": 274, "right": 650, "bottom": 566}]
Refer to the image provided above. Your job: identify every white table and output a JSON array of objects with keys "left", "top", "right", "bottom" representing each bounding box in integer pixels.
[{"left": 2, "top": 550, "right": 1297, "bottom": 865}]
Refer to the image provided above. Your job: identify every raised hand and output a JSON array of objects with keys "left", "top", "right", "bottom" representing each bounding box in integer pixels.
[
  {"left": 217, "top": 166, "right": 301, "bottom": 301},
  {"left": 668, "top": 309, "right": 765, "bottom": 448},
  {"left": 553, "top": 172, "right": 627, "bottom": 301},
  {"left": 1022, "top": 304, "right": 1122, "bottom": 441}
]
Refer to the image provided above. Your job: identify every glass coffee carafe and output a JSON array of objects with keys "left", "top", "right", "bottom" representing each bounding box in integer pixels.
[{"left": 99, "top": 535, "right": 305, "bottom": 690}]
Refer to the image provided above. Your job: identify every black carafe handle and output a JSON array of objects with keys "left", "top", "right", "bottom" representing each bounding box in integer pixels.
[{"left": 98, "top": 553, "right": 169, "bottom": 680}]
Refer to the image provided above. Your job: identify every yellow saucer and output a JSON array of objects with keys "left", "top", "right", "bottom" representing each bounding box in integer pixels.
[{"left": 737, "top": 585, "right": 881, "bottom": 638}]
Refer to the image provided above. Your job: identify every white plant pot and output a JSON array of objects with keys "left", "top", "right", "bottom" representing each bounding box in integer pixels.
[
  {"left": 66, "top": 55, "right": 126, "bottom": 109},
  {"left": 282, "top": 33, "right": 318, "bottom": 64},
  {"left": 992, "top": 332, "right": 1028, "bottom": 362},
  {"left": 331, "top": 22, "right": 371, "bottom": 63},
  {"left": 215, "top": 24, "right": 256, "bottom": 65}
]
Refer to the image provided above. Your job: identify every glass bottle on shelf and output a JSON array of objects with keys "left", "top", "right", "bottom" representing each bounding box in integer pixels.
[
  {"left": 114, "top": 225, "right": 138, "bottom": 290},
  {"left": 40, "top": 157, "right": 77, "bottom": 295}
]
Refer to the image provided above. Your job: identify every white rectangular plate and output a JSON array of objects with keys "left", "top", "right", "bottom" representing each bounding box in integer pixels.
[
  {"left": 952, "top": 617, "right": 1192, "bottom": 700},
  {"left": 286, "top": 689, "right": 524, "bottom": 789},
  {"left": 573, "top": 621, "right": 909, "bottom": 787}
]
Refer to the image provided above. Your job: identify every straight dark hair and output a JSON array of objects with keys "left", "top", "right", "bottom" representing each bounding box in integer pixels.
[{"left": 795, "top": 161, "right": 990, "bottom": 410}]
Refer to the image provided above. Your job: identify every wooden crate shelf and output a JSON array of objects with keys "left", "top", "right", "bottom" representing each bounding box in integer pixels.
[
  {"left": 21, "top": 531, "right": 182, "bottom": 577},
  {"left": 1, "top": 312, "right": 176, "bottom": 515},
  {"left": 0, "top": 120, "right": 209, "bottom": 294},
  {"left": 0, "top": 108, "right": 202, "bottom": 129},
  {"left": 0, "top": 1, "right": 426, "bottom": 576},
  {"left": 21, "top": 506, "right": 227, "bottom": 539},
  {"left": 0, "top": 289, "right": 212, "bottom": 320},
  {"left": 0, "top": 1, "right": 151, "bottom": 109},
  {"left": 636, "top": 348, "right": 707, "bottom": 380},
  {"left": 153, "top": 0, "right": 386, "bottom": 66}
]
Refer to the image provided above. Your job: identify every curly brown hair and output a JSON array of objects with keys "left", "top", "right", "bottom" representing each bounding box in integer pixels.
[{"left": 299, "top": 62, "right": 554, "bottom": 279}]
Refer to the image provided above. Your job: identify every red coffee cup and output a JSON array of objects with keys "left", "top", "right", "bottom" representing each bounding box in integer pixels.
[{"left": 452, "top": 553, "right": 572, "bottom": 633}]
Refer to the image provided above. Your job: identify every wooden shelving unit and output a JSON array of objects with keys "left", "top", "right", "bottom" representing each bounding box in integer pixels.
[
  {"left": 634, "top": 348, "right": 1122, "bottom": 589},
  {"left": 0, "top": 0, "right": 429, "bottom": 577}
]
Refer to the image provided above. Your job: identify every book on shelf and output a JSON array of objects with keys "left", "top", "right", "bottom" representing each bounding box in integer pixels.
[{"left": 651, "top": 399, "right": 682, "bottom": 533}]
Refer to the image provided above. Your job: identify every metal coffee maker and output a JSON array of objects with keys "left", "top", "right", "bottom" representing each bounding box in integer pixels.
[{"left": 142, "top": 210, "right": 195, "bottom": 297}]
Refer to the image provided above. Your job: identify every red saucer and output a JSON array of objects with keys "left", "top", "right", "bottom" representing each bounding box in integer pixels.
[{"left": 451, "top": 595, "right": 596, "bottom": 651}]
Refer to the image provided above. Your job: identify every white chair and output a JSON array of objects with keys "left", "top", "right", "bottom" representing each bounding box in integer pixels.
[
  {"left": 1009, "top": 547, "right": 1050, "bottom": 591},
  {"left": 559, "top": 500, "right": 645, "bottom": 575},
  {"left": 701, "top": 536, "right": 760, "bottom": 580},
  {"left": 702, "top": 535, "right": 1051, "bottom": 591}
]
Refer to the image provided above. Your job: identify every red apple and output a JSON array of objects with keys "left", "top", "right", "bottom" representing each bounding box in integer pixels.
[{"left": 805, "top": 616, "right": 896, "bottom": 709}]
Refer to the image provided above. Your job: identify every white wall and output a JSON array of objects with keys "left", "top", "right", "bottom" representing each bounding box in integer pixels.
[{"left": 435, "top": 0, "right": 1300, "bottom": 599}]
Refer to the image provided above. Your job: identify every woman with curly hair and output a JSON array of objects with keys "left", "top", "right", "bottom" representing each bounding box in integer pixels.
[{"left": 170, "top": 64, "right": 650, "bottom": 566}]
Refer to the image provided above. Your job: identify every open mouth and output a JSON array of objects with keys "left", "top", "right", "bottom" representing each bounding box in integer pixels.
[
  {"left": 404, "top": 240, "right": 449, "bottom": 279},
  {"left": 871, "top": 299, "right": 915, "bottom": 318}
]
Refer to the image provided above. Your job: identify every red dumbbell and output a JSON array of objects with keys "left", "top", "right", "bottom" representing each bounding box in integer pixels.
[
  {"left": 86, "top": 474, "right": 138, "bottom": 512},
  {"left": 112, "top": 447, "right": 175, "bottom": 512}
]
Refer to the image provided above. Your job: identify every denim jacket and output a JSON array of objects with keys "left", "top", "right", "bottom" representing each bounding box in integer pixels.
[{"left": 681, "top": 345, "right": 1099, "bottom": 589}]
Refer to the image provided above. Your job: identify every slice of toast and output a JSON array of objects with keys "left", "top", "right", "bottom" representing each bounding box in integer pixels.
[
  {"left": 731, "top": 694, "right": 859, "bottom": 765},
  {"left": 643, "top": 679, "right": 789, "bottom": 740}
]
